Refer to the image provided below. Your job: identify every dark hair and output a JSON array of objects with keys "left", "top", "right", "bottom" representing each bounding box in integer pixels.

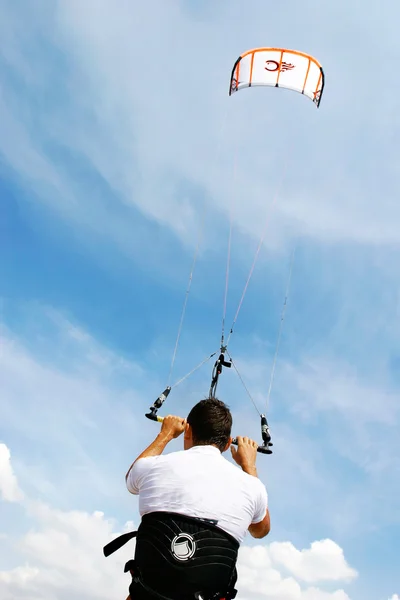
[{"left": 187, "top": 398, "right": 232, "bottom": 452}]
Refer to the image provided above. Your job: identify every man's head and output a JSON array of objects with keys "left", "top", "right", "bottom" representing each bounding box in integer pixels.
[{"left": 184, "top": 398, "right": 232, "bottom": 453}]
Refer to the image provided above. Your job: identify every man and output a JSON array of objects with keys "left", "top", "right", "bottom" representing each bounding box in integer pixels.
[{"left": 124, "top": 398, "right": 270, "bottom": 599}]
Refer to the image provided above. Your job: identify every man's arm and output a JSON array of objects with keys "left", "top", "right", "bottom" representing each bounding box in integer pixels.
[
  {"left": 125, "top": 415, "right": 187, "bottom": 482},
  {"left": 230, "top": 437, "right": 270, "bottom": 539},
  {"left": 241, "top": 462, "right": 270, "bottom": 539},
  {"left": 248, "top": 508, "right": 270, "bottom": 539},
  {"left": 125, "top": 431, "right": 174, "bottom": 482}
]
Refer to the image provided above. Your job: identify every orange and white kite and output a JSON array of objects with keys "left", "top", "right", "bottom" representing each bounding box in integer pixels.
[{"left": 229, "top": 47, "right": 325, "bottom": 107}]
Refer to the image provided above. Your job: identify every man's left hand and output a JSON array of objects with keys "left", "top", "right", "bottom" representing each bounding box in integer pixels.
[{"left": 161, "top": 415, "right": 187, "bottom": 439}]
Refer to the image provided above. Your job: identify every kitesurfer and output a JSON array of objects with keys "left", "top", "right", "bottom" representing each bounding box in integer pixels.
[{"left": 123, "top": 397, "right": 270, "bottom": 599}]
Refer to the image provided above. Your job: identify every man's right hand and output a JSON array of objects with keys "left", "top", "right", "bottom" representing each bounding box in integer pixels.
[
  {"left": 160, "top": 415, "right": 187, "bottom": 440},
  {"left": 230, "top": 436, "right": 258, "bottom": 476}
]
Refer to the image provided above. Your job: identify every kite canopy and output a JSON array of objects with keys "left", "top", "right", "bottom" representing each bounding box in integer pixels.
[{"left": 229, "top": 47, "right": 325, "bottom": 107}]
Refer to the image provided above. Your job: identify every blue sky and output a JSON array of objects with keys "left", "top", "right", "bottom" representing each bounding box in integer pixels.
[{"left": 1, "top": 1, "right": 399, "bottom": 599}]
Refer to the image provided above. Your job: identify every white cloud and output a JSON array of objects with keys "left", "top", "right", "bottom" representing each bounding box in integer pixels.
[
  {"left": 0, "top": 566, "right": 41, "bottom": 600},
  {"left": 237, "top": 545, "right": 353, "bottom": 600},
  {"left": 302, "top": 590, "right": 351, "bottom": 600},
  {"left": 0, "top": 443, "right": 24, "bottom": 502},
  {"left": 0, "top": 505, "right": 133, "bottom": 600},
  {"left": 269, "top": 539, "right": 357, "bottom": 584}
]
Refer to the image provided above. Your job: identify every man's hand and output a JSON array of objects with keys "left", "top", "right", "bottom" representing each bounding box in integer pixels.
[
  {"left": 125, "top": 415, "right": 186, "bottom": 483},
  {"left": 161, "top": 415, "right": 187, "bottom": 440},
  {"left": 230, "top": 436, "right": 258, "bottom": 476}
]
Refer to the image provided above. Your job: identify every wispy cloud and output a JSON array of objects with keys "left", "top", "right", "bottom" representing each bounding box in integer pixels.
[
  {"left": 0, "top": 306, "right": 152, "bottom": 511},
  {"left": 2, "top": 0, "right": 400, "bottom": 263},
  {"left": 0, "top": 443, "right": 24, "bottom": 503}
]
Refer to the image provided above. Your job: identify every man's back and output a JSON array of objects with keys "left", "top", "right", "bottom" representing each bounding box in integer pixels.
[{"left": 127, "top": 444, "right": 268, "bottom": 544}]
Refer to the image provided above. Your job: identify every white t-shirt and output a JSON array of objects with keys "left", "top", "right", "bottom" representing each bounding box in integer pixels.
[{"left": 126, "top": 445, "right": 268, "bottom": 544}]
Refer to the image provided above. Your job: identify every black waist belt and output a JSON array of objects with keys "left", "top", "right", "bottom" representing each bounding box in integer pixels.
[{"left": 103, "top": 511, "right": 239, "bottom": 600}]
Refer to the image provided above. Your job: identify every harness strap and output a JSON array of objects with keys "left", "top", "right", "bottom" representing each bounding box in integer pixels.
[{"left": 103, "top": 530, "right": 137, "bottom": 557}]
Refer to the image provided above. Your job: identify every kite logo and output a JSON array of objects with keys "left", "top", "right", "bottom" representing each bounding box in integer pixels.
[
  {"left": 265, "top": 60, "right": 295, "bottom": 72},
  {"left": 171, "top": 533, "right": 196, "bottom": 561}
]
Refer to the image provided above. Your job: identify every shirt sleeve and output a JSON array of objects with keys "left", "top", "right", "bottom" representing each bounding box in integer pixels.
[
  {"left": 251, "top": 479, "right": 269, "bottom": 524},
  {"left": 126, "top": 456, "right": 159, "bottom": 495}
]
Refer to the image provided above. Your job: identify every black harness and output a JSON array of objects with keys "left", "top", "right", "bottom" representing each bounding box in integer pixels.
[{"left": 103, "top": 511, "right": 239, "bottom": 600}]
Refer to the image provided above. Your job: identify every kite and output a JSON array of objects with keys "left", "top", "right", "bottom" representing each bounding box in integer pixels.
[{"left": 229, "top": 47, "right": 325, "bottom": 107}]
